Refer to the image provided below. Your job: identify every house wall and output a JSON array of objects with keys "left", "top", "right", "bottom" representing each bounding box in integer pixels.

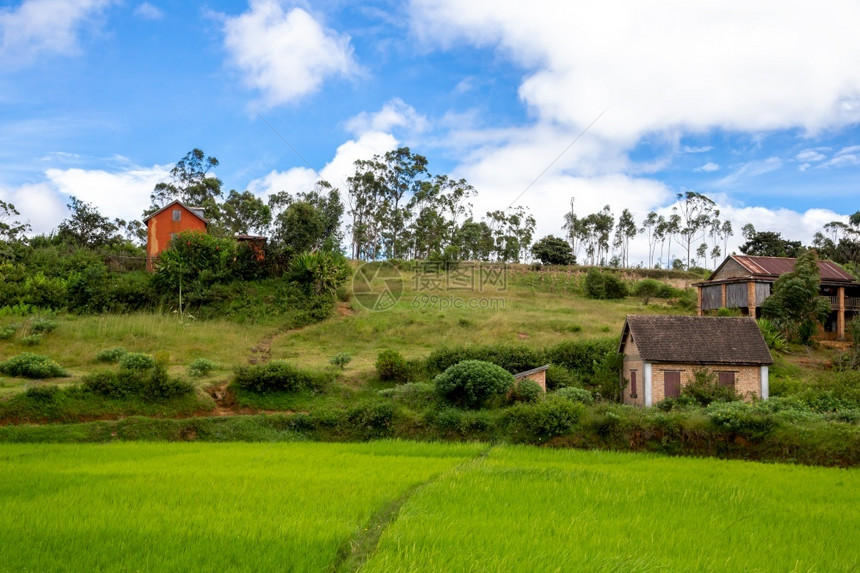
[
  {"left": 712, "top": 258, "right": 750, "bottom": 280},
  {"left": 146, "top": 205, "right": 207, "bottom": 270},
  {"left": 514, "top": 370, "right": 547, "bottom": 392},
  {"left": 621, "top": 331, "right": 645, "bottom": 406},
  {"left": 649, "top": 363, "right": 763, "bottom": 403},
  {"left": 701, "top": 285, "right": 722, "bottom": 310}
]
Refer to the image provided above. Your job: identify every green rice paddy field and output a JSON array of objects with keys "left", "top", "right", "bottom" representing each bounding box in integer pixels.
[{"left": 1, "top": 441, "right": 857, "bottom": 572}]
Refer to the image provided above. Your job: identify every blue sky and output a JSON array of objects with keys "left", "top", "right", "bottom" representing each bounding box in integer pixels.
[{"left": 1, "top": 0, "right": 859, "bottom": 264}]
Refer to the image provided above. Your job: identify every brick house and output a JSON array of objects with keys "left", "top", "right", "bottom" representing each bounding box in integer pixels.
[
  {"left": 142, "top": 200, "right": 207, "bottom": 271},
  {"left": 695, "top": 254, "right": 860, "bottom": 340},
  {"left": 619, "top": 315, "right": 773, "bottom": 406},
  {"left": 514, "top": 365, "right": 550, "bottom": 391}
]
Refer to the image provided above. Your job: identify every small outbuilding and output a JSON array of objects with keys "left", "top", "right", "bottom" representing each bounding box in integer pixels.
[
  {"left": 513, "top": 365, "right": 550, "bottom": 392},
  {"left": 619, "top": 315, "right": 773, "bottom": 406},
  {"left": 142, "top": 200, "right": 208, "bottom": 271}
]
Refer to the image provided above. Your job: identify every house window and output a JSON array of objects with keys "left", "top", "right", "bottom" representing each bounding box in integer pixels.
[
  {"left": 172, "top": 209, "right": 181, "bottom": 221},
  {"left": 630, "top": 370, "right": 637, "bottom": 398},
  {"left": 664, "top": 371, "right": 681, "bottom": 398},
  {"left": 718, "top": 371, "right": 736, "bottom": 391}
]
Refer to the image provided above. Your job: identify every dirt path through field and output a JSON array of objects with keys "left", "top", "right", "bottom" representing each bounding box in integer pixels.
[{"left": 331, "top": 446, "right": 493, "bottom": 572}]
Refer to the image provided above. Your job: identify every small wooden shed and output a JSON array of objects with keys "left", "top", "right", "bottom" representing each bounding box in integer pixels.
[
  {"left": 619, "top": 315, "right": 773, "bottom": 406},
  {"left": 142, "top": 200, "right": 208, "bottom": 271}
]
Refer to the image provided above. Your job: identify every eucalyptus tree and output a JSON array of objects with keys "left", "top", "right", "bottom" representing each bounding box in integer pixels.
[{"left": 672, "top": 191, "right": 718, "bottom": 269}]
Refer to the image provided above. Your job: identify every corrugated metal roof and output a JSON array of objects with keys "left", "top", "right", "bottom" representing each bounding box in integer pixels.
[
  {"left": 730, "top": 255, "right": 855, "bottom": 282},
  {"left": 620, "top": 315, "right": 773, "bottom": 365},
  {"left": 142, "top": 200, "right": 208, "bottom": 224}
]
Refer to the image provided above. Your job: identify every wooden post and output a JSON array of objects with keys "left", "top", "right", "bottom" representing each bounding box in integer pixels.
[
  {"left": 838, "top": 286, "right": 846, "bottom": 340},
  {"left": 721, "top": 283, "right": 727, "bottom": 309},
  {"left": 747, "top": 281, "right": 757, "bottom": 318}
]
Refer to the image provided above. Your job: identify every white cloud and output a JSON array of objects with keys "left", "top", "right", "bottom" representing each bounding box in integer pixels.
[
  {"left": 247, "top": 131, "right": 398, "bottom": 199},
  {"left": 696, "top": 162, "right": 720, "bottom": 173},
  {"left": 0, "top": 0, "right": 112, "bottom": 66},
  {"left": 133, "top": 2, "right": 163, "bottom": 21},
  {"left": 682, "top": 146, "right": 714, "bottom": 154},
  {"left": 409, "top": 0, "right": 860, "bottom": 146},
  {"left": 345, "top": 98, "right": 428, "bottom": 136},
  {"left": 714, "top": 157, "right": 782, "bottom": 188},
  {"left": 795, "top": 149, "right": 827, "bottom": 163},
  {"left": 222, "top": 1, "right": 358, "bottom": 108},
  {"left": 0, "top": 164, "right": 169, "bottom": 235}
]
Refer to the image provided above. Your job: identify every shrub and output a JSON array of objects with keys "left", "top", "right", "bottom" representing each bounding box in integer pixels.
[
  {"left": 556, "top": 386, "right": 594, "bottom": 405},
  {"left": 632, "top": 279, "right": 662, "bottom": 304},
  {"left": 330, "top": 352, "right": 352, "bottom": 370},
  {"left": 705, "top": 401, "right": 778, "bottom": 439},
  {"left": 20, "top": 334, "right": 43, "bottom": 346},
  {"left": 346, "top": 400, "right": 395, "bottom": 435},
  {"left": 434, "top": 360, "right": 515, "bottom": 408},
  {"left": 119, "top": 352, "right": 156, "bottom": 372},
  {"left": 24, "top": 384, "right": 60, "bottom": 403},
  {"left": 376, "top": 349, "right": 411, "bottom": 382},
  {"left": 81, "top": 361, "right": 193, "bottom": 401},
  {"left": 188, "top": 358, "right": 217, "bottom": 378},
  {"left": 757, "top": 319, "right": 788, "bottom": 353},
  {"left": 0, "top": 323, "right": 19, "bottom": 339},
  {"left": 425, "top": 344, "right": 543, "bottom": 375},
  {"left": 96, "top": 347, "right": 129, "bottom": 363},
  {"left": 0, "top": 353, "right": 69, "bottom": 379},
  {"left": 545, "top": 364, "right": 582, "bottom": 390},
  {"left": 509, "top": 379, "right": 543, "bottom": 404},
  {"left": 29, "top": 318, "right": 58, "bottom": 334},
  {"left": 545, "top": 338, "right": 618, "bottom": 375},
  {"left": 378, "top": 382, "right": 436, "bottom": 407},
  {"left": 583, "top": 268, "right": 628, "bottom": 300},
  {"left": 146, "top": 358, "right": 194, "bottom": 400},
  {"left": 680, "top": 368, "right": 741, "bottom": 406},
  {"left": 234, "top": 361, "right": 331, "bottom": 393},
  {"left": 81, "top": 371, "right": 139, "bottom": 399},
  {"left": 505, "top": 396, "right": 584, "bottom": 440}
]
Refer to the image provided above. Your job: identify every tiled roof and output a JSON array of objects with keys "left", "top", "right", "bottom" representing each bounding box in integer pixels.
[
  {"left": 621, "top": 315, "right": 773, "bottom": 365},
  {"left": 728, "top": 255, "right": 854, "bottom": 282}
]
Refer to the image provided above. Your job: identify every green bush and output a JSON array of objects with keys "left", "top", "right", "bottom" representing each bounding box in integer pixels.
[
  {"left": 757, "top": 319, "right": 789, "bottom": 353},
  {"left": 545, "top": 365, "right": 582, "bottom": 390},
  {"left": 330, "top": 352, "right": 352, "bottom": 370},
  {"left": 81, "top": 371, "right": 139, "bottom": 399},
  {"left": 509, "top": 379, "right": 543, "bottom": 404},
  {"left": 95, "top": 347, "right": 129, "bottom": 363},
  {"left": 29, "top": 318, "right": 58, "bottom": 334},
  {"left": 378, "top": 382, "right": 436, "bottom": 408},
  {"left": 505, "top": 396, "right": 585, "bottom": 440},
  {"left": 0, "top": 324, "right": 18, "bottom": 339},
  {"left": 705, "top": 401, "right": 778, "bottom": 439},
  {"left": 234, "top": 361, "right": 331, "bottom": 393},
  {"left": 346, "top": 401, "right": 395, "bottom": 436},
  {"left": 680, "top": 368, "right": 741, "bottom": 406},
  {"left": 375, "top": 349, "right": 411, "bottom": 382},
  {"left": 545, "top": 338, "right": 618, "bottom": 375},
  {"left": 425, "top": 344, "right": 543, "bottom": 375},
  {"left": 632, "top": 279, "right": 663, "bottom": 304},
  {"left": 583, "top": 268, "right": 628, "bottom": 300},
  {"left": 19, "top": 334, "right": 43, "bottom": 346},
  {"left": 24, "top": 384, "right": 60, "bottom": 403},
  {"left": 556, "top": 386, "right": 594, "bottom": 405},
  {"left": 81, "top": 363, "right": 193, "bottom": 401},
  {"left": 188, "top": 358, "right": 217, "bottom": 378},
  {"left": 434, "top": 360, "right": 514, "bottom": 408},
  {"left": 119, "top": 353, "right": 156, "bottom": 372},
  {"left": 0, "top": 353, "right": 69, "bottom": 379}
]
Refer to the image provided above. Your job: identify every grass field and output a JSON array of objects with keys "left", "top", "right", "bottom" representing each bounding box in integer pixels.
[{"left": 1, "top": 441, "right": 857, "bottom": 572}]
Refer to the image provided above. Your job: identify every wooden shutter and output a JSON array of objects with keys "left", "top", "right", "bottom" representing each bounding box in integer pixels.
[
  {"left": 630, "top": 370, "right": 637, "bottom": 397},
  {"left": 664, "top": 371, "right": 681, "bottom": 398},
  {"left": 718, "top": 371, "right": 735, "bottom": 390}
]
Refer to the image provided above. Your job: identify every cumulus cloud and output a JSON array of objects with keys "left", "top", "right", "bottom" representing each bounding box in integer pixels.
[
  {"left": 0, "top": 0, "right": 113, "bottom": 66},
  {"left": 345, "top": 98, "right": 428, "bottom": 136},
  {"left": 409, "top": 0, "right": 860, "bottom": 146},
  {"left": 0, "top": 164, "right": 169, "bottom": 235},
  {"left": 133, "top": 2, "right": 163, "bottom": 20},
  {"left": 696, "top": 162, "right": 720, "bottom": 173},
  {"left": 222, "top": 1, "right": 358, "bottom": 108}
]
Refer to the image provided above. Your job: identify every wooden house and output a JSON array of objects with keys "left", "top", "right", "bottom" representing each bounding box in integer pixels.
[
  {"left": 695, "top": 255, "right": 860, "bottom": 340},
  {"left": 142, "top": 200, "right": 208, "bottom": 271},
  {"left": 619, "top": 315, "right": 773, "bottom": 406}
]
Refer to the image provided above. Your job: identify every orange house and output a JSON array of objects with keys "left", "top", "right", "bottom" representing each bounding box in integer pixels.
[{"left": 143, "top": 200, "right": 207, "bottom": 271}]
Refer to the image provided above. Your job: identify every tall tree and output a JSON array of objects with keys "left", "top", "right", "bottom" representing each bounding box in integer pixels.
[
  {"left": 761, "top": 250, "right": 831, "bottom": 345},
  {"left": 271, "top": 182, "right": 344, "bottom": 255},
  {"left": 641, "top": 211, "right": 661, "bottom": 268},
  {"left": 740, "top": 225, "right": 804, "bottom": 257},
  {"left": 613, "top": 208, "right": 637, "bottom": 267},
  {"left": 0, "top": 200, "right": 30, "bottom": 241},
  {"left": 150, "top": 148, "right": 223, "bottom": 220},
  {"left": 220, "top": 190, "right": 272, "bottom": 236},
  {"left": 56, "top": 197, "right": 120, "bottom": 248},
  {"left": 672, "top": 191, "right": 717, "bottom": 269}
]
